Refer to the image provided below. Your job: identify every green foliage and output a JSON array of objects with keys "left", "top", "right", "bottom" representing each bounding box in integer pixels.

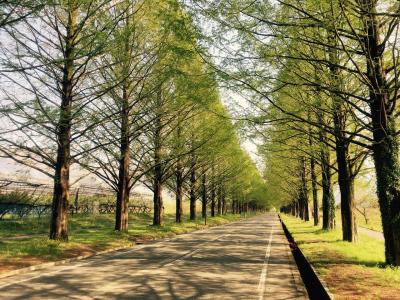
[{"left": 0, "top": 191, "right": 35, "bottom": 204}]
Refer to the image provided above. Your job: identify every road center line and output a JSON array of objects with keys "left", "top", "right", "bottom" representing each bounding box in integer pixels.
[
  {"left": 0, "top": 219, "right": 250, "bottom": 290},
  {"left": 258, "top": 224, "right": 275, "bottom": 300},
  {"left": 161, "top": 234, "right": 231, "bottom": 267}
]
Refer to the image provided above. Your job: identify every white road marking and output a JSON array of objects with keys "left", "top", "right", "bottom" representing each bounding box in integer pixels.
[
  {"left": 162, "top": 234, "right": 231, "bottom": 267},
  {"left": 258, "top": 225, "right": 275, "bottom": 300},
  {"left": 0, "top": 220, "right": 246, "bottom": 290}
]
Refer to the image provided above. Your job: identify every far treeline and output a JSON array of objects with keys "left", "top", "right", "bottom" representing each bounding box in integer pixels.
[
  {"left": 187, "top": 0, "right": 400, "bottom": 266},
  {"left": 0, "top": 1, "right": 268, "bottom": 240}
]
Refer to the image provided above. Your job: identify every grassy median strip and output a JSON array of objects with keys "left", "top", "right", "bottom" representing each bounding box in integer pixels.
[
  {"left": 0, "top": 213, "right": 248, "bottom": 274},
  {"left": 280, "top": 214, "right": 400, "bottom": 299}
]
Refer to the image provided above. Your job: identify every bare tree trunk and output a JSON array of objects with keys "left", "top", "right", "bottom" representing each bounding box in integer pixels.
[
  {"left": 153, "top": 110, "right": 163, "bottom": 226},
  {"left": 175, "top": 160, "right": 183, "bottom": 223},
  {"left": 74, "top": 188, "right": 79, "bottom": 215},
  {"left": 217, "top": 185, "right": 222, "bottom": 215},
  {"left": 115, "top": 86, "right": 130, "bottom": 232},
  {"left": 50, "top": 6, "right": 77, "bottom": 241},
  {"left": 201, "top": 172, "right": 207, "bottom": 218},
  {"left": 153, "top": 171, "right": 163, "bottom": 226},
  {"left": 308, "top": 131, "right": 319, "bottom": 226},
  {"left": 210, "top": 166, "right": 215, "bottom": 217},
  {"left": 300, "top": 157, "right": 309, "bottom": 221},
  {"left": 298, "top": 195, "right": 304, "bottom": 220},
  {"left": 291, "top": 203, "right": 296, "bottom": 216},
  {"left": 211, "top": 187, "right": 215, "bottom": 216},
  {"left": 310, "top": 157, "right": 319, "bottom": 225},
  {"left": 189, "top": 159, "right": 196, "bottom": 220},
  {"left": 211, "top": 178, "right": 215, "bottom": 217},
  {"left": 321, "top": 145, "right": 335, "bottom": 230},
  {"left": 222, "top": 189, "right": 226, "bottom": 214},
  {"left": 334, "top": 120, "right": 357, "bottom": 242},
  {"left": 295, "top": 201, "right": 299, "bottom": 217}
]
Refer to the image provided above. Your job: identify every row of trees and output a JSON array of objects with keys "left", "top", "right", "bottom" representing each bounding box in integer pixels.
[
  {"left": 0, "top": 1, "right": 268, "bottom": 240},
  {"left": 187, "top": 0, "right": 400, "bottom": 266}
]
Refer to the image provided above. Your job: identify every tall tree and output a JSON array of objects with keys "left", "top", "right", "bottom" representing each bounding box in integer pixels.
[{"left": 0, "top": 1, "right": 122, "bottom": 240}]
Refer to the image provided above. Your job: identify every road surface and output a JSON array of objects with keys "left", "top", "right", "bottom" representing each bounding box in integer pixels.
[
  {"left": 0, "top": 213, "right": 307, "bottom": 299},
  {"left": 359, "top": 226, "right": 384, "bottom": 241}
]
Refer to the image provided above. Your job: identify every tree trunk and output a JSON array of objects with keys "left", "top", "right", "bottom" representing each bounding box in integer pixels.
[
  {"left": 153, "top": 101, "right": 163, "bottom": 226},
  {"left": 320, "top": 131, "right": 335, "bottom": 230},
  {"left": 321, "top": 152, "right": 335, "bottom": 230},
  {"left": 361, "top": 0, "right": 400, "bottom": 265},
  {"left": 298, "top": 195, "right": 304, "bottom": 220},
  {"left": 50, "top": 6, "right": 77, "bottom": 241},
  {"left": 310, "top": 157, "right": 319, "bottom": 225},
  {"left": 334, "top": 130, "right": 357, "bottom": 242},
  {"left": 217, "top": 186, "right": 222, "bottom": 215},
  {"left": 51, "top": 133, "right": 70, "bottom": 240},
  {"left": 221, "top": 190, "right": 226, "bottom": 214},
  {"left": 308, "top": 132, "right": 319, "bottom": 226},
  {"left": 153, "top": 171, "right": 163, "bottom": 226},
  {"left": 327, "top": 21, "right": 357, "bottom": 242},
  {"left": 175, "top": 160, "right": 183, "bottom": 223},
  {"left": 300, "top": 157, "right": 309, "bottom": 221},
  {"left": 211, "top": 184, "right": 215, "bottom": 217},
  {"left": 115, "top": 85, "right": 130, "bottom": 232},
  {"left": 189, "top": 159, "right": 196, "bottom": 220},
  {"left": 74, "top": 188, "right": 79, "bottom": 215},
  {"left": 201, "top": 172, "right": 207, "bottom": 218}
]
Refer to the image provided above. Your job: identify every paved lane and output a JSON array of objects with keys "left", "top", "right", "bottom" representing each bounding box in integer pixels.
[
  {"left": 358, "top": 226, "right": 384, "bottom": 241},
  {"left": 0, "top": 213, "right": 307, "bottom": 299}
]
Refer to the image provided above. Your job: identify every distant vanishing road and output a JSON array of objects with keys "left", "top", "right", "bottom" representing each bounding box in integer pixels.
[{"left": 0, "top": 214, "right": 307, "bottom": 299}]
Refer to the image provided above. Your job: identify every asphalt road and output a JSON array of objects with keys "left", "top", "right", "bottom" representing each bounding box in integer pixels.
[{"left": 0, "top": 213, "right": 307, "bottom": 299}]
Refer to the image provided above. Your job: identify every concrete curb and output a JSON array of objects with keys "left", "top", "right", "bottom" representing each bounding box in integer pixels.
[
  {"left": 283, "top": 228, "right": 309, "bottom": 299},
  {"left": 279, "top": 215, "right": 335, "bottom": 300},
  {"left": 302, "top": 253, "right": 335, "bottom": 300},
  {"left": 0, "top": 214, "right": 257, "bottom": 280}
]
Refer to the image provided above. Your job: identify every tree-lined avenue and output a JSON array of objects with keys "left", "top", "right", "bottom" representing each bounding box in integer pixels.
[{"left": 0, "top": 214, "right": 307, "bottom": 300}]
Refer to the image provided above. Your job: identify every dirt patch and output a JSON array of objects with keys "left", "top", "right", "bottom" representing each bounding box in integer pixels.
[
  {"left": 62, "top": 244, "right": 109, "bottom": 258},
  {"left": 0, "top": 244, "right": 123, "bottom": 275},
  {"left": 129, "top": 236, "right": 156, "bottom": 244},
  {"left": 322, "top": 264, "right": 400, "bottom": 299},
  {"left": 0, "top": 256, "right": 47, "bottom": 274}
]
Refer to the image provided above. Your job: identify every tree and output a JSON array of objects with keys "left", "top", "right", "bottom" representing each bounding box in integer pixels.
[
  {"left": 0, "top": 0, "right": 44, "bottom": 28},
  {"left": 78, "top": 0, "right": 160, "bottom": 232},
  {"left": 0, "top": 1, "right": 122, "bottom": 240}
]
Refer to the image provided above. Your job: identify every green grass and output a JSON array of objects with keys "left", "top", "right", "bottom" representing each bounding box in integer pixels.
[
  {"left": 0, "top": 218, "right": 49, "bottom": 238},
  {"left": 355, "top": 208, "right": 382, "bottom": 232},
  {"left": 0, "top": 212, "right": 252, "bottom": 271},
  {"left": 281, "top": 214, "right": 400, "bottom": 298}
]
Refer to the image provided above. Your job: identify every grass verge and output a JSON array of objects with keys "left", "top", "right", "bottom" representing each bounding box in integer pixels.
[
  {"left": 0, "top": 213, "right": 250, "bottom": 274},
  {"left": 280, "top": 214, "right": 400, "bottom": 299},
  {"left": 355, "top": 208, "right": 382, "bottom": 232}
]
